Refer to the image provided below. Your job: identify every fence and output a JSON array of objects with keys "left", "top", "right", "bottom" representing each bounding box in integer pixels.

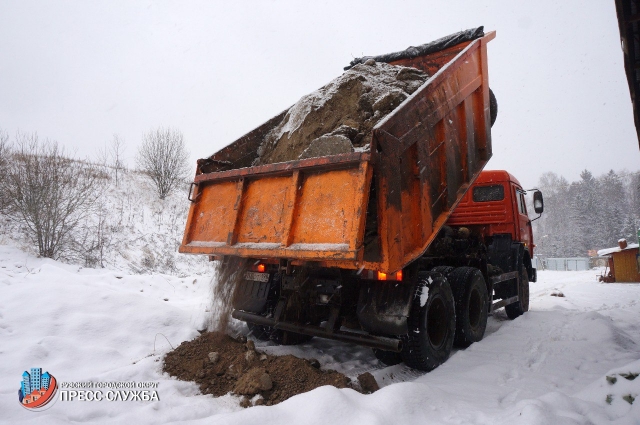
[{"left": 534, "top": 257, "right": 591, "bottom": 271}]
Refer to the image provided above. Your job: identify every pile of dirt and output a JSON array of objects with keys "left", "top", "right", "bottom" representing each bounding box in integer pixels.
[
  {"left": 163, "top": 332, "right": 376, "bottom": 407},
  {"left": 255, "top": 60, "right": 429, "bottom": 165}
]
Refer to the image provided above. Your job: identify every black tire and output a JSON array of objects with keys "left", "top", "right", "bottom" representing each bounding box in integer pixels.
[
  {"left": 505, "top": 266, "right": 529, "bottom": 319},
  {"left": 401, "top": 272, "right": 456, "bottom": 371},
  {"left": 373, "top": 349, "right": 403, "bottom": 366},
  {"left": 489, "top": 88, "right": 498, "bottom": 127},
  {"left": 447, "top": 267, "right": 489, "bottom": 348}
]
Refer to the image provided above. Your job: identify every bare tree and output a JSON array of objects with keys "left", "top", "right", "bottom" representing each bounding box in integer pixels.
[
  {"left": 136, "top": 127, "right": 190, "bottom": 200},
  {"left": 95, "top": 142, "right": 110, "bottom": 171},
  {"left": 73, "top": 200, "right": 113, "bottom": 268},
  {"left": 3, "top": 132, "right": 101, "bottom": 259},
  {"left": 95, "top": 134, "right": 127, "bottom": 187},
  {"left": 110, "top": 134, "right": 126, "bottom": 187},
  {"left": 0, "top": 128, "right": 9, "bottom": 160}
]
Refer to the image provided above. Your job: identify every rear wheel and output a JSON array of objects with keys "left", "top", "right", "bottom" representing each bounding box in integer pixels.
[
  {"left": 505, "top": 266, "right": 529, "bottom": 319},
  {"left": 401, "top": 272, "right": 456, "bottom": 371},
  {"left": 447, "top": 267, "right": 489, "bottom": 348}
]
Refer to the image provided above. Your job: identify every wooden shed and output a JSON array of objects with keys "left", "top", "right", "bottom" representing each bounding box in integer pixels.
[{"left": 597, "top": 240, "right": 640, "bottom": 283}]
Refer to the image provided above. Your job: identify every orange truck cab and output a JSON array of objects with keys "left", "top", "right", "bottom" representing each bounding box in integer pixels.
[{"left": 447, "top": 170, "right": 539, "bottom": 282}]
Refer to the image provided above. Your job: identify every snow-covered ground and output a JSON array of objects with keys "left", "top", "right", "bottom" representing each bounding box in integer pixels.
[{"left": 1, "top": 243, "right": 639, "bottom": 424}]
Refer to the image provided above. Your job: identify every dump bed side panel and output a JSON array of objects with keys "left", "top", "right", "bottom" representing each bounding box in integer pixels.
[{"left": 366, "top": 33, "right": 494, "bottom": 273}]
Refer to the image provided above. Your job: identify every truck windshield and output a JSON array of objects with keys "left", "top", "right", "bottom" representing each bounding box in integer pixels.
[{"left": 472, "top": 185, "right": 504, "bottom": 202}]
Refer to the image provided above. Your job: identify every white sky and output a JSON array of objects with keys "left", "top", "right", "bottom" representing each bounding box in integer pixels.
[{"left": 1, "top": 0, "right": 639, "bottom": 189}]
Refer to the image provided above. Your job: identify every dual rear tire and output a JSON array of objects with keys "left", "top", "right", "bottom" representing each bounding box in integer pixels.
[
  {"left": 447, "top": 267, "right": 489, "bottom": 348},
  {"left": 428, "top": 266, "right": 489, "bottom": 348},
  {"left": 377, "top": 267, "right": 489, "bottom": 370}
]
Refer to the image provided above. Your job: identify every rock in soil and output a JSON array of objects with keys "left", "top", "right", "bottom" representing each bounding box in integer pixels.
[
  {"left": 239, "top": 397, "right": 252, "bottom": 408},
  {"left": 357, "top": 372, "right": 380, "bottom": 394},
  {"left": 245, "top": 350, "right": 257, "bottom": 362},
  {"left": 234, "top": 367, "right": 273, "bottom": 395},
  {"left": 298, "top": 134, "right": 354, "bottom": 160},
  {"left": 163, "top": 331, "right": 359, "bottom": 407},
  {"left": 208, "top": 352, "right": 220, "bottom": 364}
]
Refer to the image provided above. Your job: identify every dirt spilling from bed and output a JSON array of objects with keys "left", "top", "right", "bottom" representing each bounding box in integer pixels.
[
  {"left": 208, "top": 257, "right": 252, "bottom": 332},
  {"left": 163, "top": 331, "right": 379, "bottom": 407}
]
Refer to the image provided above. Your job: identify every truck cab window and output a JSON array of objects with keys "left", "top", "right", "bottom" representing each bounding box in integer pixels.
[{"left": 472, "top": 185, "right": 504, "bottom": 202}]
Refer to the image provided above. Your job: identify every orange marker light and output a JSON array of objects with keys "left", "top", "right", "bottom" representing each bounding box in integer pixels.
[
  {"left": 377, "top": 271, "right": 387, "bottom": 281},
  {"left": 257, "top": 264, "right": 265, "bottom": 273},
  {"left": 395, "top": 270, "right": 403, "bottom": 281}
]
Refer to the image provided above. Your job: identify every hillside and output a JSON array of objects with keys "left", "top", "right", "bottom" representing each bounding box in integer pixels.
[{"left": 0, "top": 167, "right": 210, "bottom": 277}]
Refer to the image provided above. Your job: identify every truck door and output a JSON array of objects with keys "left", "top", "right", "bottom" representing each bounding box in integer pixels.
[{"left": 514, "top": 185, "right": 532, "bottom": 253}]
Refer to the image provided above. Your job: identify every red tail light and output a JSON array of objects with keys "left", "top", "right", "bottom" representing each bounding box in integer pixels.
[
  {"left": 251, "top": 262, "right": 266, "bottom": 272},
  {"left": 363, "top": 269, "right": 403, "bottom": 281}
]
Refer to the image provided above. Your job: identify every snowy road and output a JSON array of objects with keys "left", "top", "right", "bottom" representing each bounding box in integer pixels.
[{"left": 1, "top": 244, "right": 639, "bottom": 424}]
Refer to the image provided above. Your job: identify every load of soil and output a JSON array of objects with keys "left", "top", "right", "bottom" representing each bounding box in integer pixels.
[
  {"left": 255, "top": 60, "right": 429, "bottom": 165},
  {"left": 163, "top": 332, "right": 378, "bottom": 407}
]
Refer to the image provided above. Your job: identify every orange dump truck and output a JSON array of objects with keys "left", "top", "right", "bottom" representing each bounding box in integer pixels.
[{"left": 180, "top": 28, "right": 544, "bottom": 371}]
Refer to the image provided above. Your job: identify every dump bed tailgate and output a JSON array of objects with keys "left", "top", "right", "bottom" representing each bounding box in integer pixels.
[{"left": 180, "top": 152, "right": 371, "bottom": 261}]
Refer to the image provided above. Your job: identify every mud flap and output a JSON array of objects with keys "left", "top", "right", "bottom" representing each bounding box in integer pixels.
[
  {"left": 530, "top": 267, "right": 537, "bottom": 283},
  {"left": 232, "top": 277, "right": 272, "bottom": 313},
  {"left": 357, "top": 280, "right": 416, "bottom": 335}
]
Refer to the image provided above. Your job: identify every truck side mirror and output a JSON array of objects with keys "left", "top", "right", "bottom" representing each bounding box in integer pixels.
[{"left": 533, "top": 191, "right": 544, "bottom": 214}]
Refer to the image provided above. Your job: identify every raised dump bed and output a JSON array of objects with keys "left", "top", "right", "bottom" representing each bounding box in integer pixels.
[{"left": 180, "top": 27, "right": 496, "bottom": 274}]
